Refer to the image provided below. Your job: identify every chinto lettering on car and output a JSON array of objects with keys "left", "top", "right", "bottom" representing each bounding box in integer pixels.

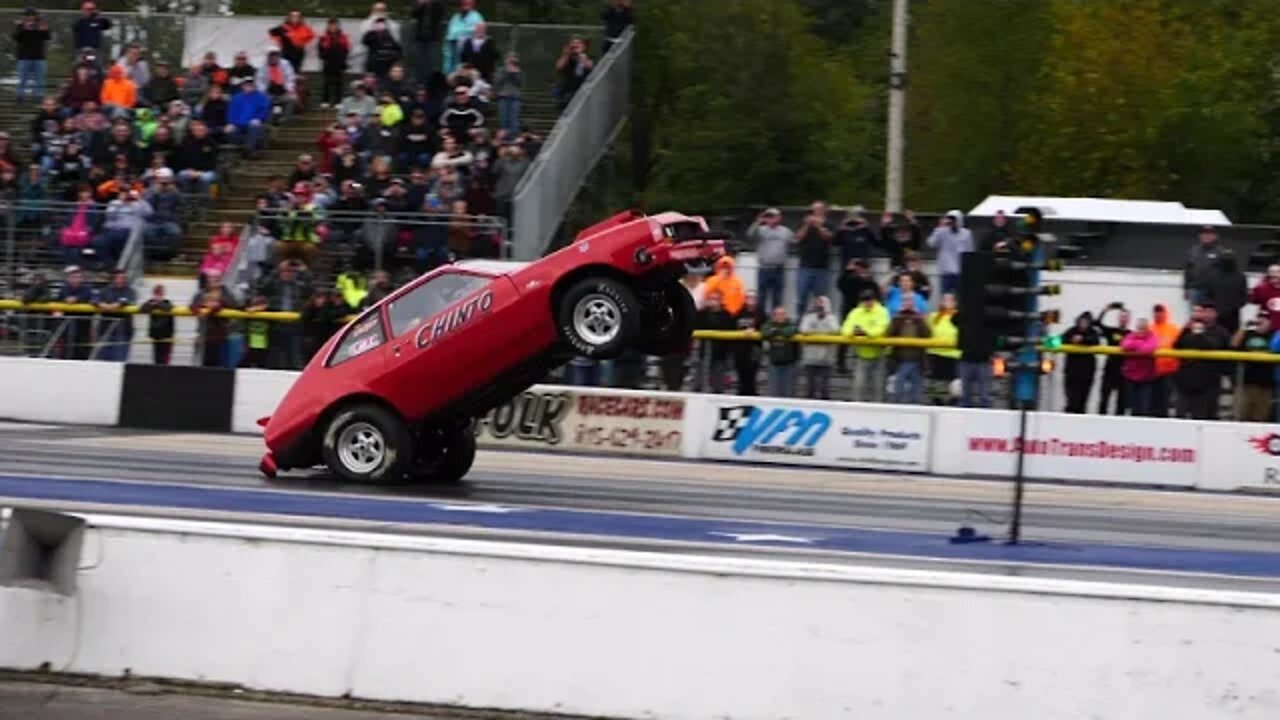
[{"left": 415, "top": 290, "right": 495, "bottom": 349}]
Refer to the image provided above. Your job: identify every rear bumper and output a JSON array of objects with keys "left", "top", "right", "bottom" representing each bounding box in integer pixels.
[{"left": 659, "top": 238, "right": 725, "bottom": 264}]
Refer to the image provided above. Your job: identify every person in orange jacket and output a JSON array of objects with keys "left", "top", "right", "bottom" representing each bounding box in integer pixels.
[
  {"left": 270, "top": 11, "right": 316, "bottom": 76},
  {"left": 1150, "top": 302, "right": 1181, "bottom": 416},
  {"left": 702, "top": 255, "right": 745, "bottom": 315},
  {"left": 100, "top": 64, "right": 137, "bottom": 117}
]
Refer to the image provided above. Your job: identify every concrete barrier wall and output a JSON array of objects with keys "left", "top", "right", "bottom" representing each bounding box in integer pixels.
[
  {"left": 4, "top": 355, "right": 1280, "bottom": 492},
  {"left": 1, "top": 516, "right": 1277, "bottom": 718},
  {"left": 0, "top": 358, "right": 123, "bottom": 426}
]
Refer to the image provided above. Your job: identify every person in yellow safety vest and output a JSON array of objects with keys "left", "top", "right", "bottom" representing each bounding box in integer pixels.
[
  {"left": 841, "top": 288, "right": 890, "bottom": 403},
  {"left": 241, "top": 293, "right": 272, "bottom": 368},
  {"left": 335, "top": 270, "right": 368, "bottom": 309},
  {"left": 927, "top": 292, "right": 961, "bottom": 403},
  {"left": 275, "top": 190, "right": 321, "bottom": 267}
]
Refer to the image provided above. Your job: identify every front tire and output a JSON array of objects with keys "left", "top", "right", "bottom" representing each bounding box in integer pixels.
[
  {"left": 636, "top": 281, "right": 697, "bottom": 356},
  {"left": 321, "top": 403, "right": 412, "bottom": 483},
  {"left": 557, "top": 277, "right": 640, "bottom": 359}
]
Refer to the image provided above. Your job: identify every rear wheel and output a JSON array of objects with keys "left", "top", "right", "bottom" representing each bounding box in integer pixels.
[
  {"left": 557, "top": 276, "right": 641, "bottom": 359},
  {"left": 636, "top": 281, "right": 697, "bottom": 356},
  {"left": 412, "top": 425, "right": 478, "bottom": 484},
  {"left": 321, "top": 403, "right": 413, "bottom": 483}
]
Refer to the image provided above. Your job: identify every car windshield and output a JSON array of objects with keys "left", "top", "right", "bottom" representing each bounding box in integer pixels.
[{"left": 386, "top": 272, "right": 491, "bottom": 337}]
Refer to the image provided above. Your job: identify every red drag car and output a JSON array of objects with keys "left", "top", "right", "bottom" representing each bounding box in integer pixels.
[{"left": 259, "top": 209, "right": 725, "bottom": 483}]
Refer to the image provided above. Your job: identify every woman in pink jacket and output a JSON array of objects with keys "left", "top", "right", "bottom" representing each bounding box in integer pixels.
[{"left": 1120, "top": 318, "right": 1160, "bottom": 416}]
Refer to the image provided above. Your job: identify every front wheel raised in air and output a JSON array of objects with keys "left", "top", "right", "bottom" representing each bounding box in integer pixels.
[
  {"left": 556, "top": 276, "right": 641, "bottom": 360},
  {"left": 321, "top": 403, "right": 413, "bottom": 483}
]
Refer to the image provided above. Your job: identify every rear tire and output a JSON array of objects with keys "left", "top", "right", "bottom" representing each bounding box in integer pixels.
[
  {"left": 321, "top": 403, "right": 412, "bottom": 483},
  {"left": 412, "top": 426, "right": 477, "bottom": 484},
  {"left": 557, "top": 276, "right": 640, "bottom": 359},
  {"left": 636, "top": 281, "right": 697, "bottom": 356},
  {"left": 434, "top": 429, "right": 477, "bottom": 484}
]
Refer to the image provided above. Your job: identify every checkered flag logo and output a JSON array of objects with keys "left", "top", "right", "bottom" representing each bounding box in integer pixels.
[{"left": 712, "top": 405, "right": 756, "bottom": 443}]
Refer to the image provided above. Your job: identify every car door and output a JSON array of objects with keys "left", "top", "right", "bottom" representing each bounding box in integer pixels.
[{"left": 375, "top": 269, "right": 505, "bottom": 421}]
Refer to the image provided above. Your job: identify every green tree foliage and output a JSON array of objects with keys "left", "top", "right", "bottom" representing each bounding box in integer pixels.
[
  {"left": 630, "top": 0, "right": 877, "bottom": 211},
  {"left": 1014, "top": 0, "right": 1271, "bottom": 218},
  {"left": 117, "top": 1, "right": 1280, "bottom": 220},
  {"left": 903, "top": 0, "right": 1050, "bottom": 210}
]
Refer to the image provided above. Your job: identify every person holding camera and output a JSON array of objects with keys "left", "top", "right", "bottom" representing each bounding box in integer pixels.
[
  {"left": 1095, "top": 301, "right": 1131, "bottom": 414},
  {"left": 1063, "top": 311, "right": 1102, "bottom": 414},
  {"left": 1173, "top": 302, "right": 1230, "bottom": 420},
  {"left": 14, "top": 9, "right": 49, "bottom": 104},
  {"left": 73, "top": 1, "right": 111, "bottom": 61},
  {"left": 1233, "top": 314, "right": 1276, "bottom": 422},
  {"left": 555, "top": 36, "right": 594, "bottom": 111}
]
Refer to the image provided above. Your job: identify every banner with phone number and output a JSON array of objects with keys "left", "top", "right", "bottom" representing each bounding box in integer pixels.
[{"left": 475, "top": 386, "right": 684, "bottom": 458}]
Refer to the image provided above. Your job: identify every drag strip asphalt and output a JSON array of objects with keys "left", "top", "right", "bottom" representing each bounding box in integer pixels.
[{"left": 1, "top": 423, "right": 1279, "bottom": 585}]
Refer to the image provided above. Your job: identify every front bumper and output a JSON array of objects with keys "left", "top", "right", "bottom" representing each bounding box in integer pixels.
[{"left": 259, "top": 451, "right": 278, "bottom": 479}]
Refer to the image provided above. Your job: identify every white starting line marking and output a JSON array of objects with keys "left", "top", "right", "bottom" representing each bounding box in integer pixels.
[
  {"left": 711, "top": 532, "right": 815, "bottom": 544},
  {"left": 430, "top": 503, "right": 524, "bottom": 514}
]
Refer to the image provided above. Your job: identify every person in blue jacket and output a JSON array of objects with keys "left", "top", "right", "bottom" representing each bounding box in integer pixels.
[
  {"left": 884, "top": 272, "right": 929, "bottom": 316},
  {"left": 227, "top": 77, "right": 271, "bottom": 158}
]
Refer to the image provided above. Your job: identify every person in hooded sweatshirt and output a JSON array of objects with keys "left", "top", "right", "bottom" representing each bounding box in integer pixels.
[
  {"left": 926, "top": 209, "right": 974, "bottom": 295},
  {"left": 1120, "top": 318, "right": 1161, "bottom": 417},
  {"left": 1063, "top": 311, "right": 1102, "bottom": 413},
  {"left": 701, "top": 255, "right": 745, "bottom": 316},
  {"left": 100, "top": 64, "right": 137, "bottom": 118}
]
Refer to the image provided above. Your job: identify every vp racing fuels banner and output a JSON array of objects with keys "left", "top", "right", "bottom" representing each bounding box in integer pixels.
[{"left": 475, "top": 386, "right": 684, "bottom": 458}]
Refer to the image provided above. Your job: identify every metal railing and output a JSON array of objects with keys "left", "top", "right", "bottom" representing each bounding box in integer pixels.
[
  {"left": 0, "top": 198, "right": 191, "bottom": 296},
  {"left": 1, "top": 298, "right": 1274, "bottom": 363},
  {"left": 237, "top": 208, "right": 509, "bottom": 281},
  {"left": 116, "top": 221, "right": 145, "bottom": 287},
  {"left": 511, "top": 26, "right": 635, "bottom": 260}
]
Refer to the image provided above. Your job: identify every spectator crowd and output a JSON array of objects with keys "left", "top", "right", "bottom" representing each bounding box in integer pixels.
[
  {"left": 7, "top": 1, "right": 638, "bottom": 371},
  {"left": 561, "top": 203, "right": 1280, "bottom": 425}
]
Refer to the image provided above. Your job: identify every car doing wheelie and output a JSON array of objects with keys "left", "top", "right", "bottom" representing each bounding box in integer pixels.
[{"left": 258, "top": 209, "right": 725, "bottom": 484}]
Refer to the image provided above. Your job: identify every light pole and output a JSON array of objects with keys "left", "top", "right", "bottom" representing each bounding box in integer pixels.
[{"left": 884, "top": 0, "right": 909, "bottom": 213}]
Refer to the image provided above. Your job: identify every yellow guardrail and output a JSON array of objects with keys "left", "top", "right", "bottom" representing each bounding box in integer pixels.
[{"left": 3, "top": 299, "right": 1278, "bottom": 362}]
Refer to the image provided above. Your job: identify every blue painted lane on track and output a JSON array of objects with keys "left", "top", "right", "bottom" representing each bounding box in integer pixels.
[{"left": 2, "top": 473, "right": 1280, "bottom": 578}]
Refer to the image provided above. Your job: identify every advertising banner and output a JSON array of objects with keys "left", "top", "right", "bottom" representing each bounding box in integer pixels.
[
  {"left": 475, "top": 386, "right": 684, "bottom": 458},
  {"left": 1199, "top": 423, "right": 1280, "bottom": 492},
  {"left": 934, "top": 408, "right": 1201, "bottom": 487},
  {"left": 696, "top": 398, "right": 931, "bottom": 472}
]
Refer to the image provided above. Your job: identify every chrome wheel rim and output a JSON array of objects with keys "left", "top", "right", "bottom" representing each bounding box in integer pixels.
[
  {"left": 337, "top": 421, "right": 385, "bottom": 474},
  {"left": 573, "top": 293, "right": 623, "bottom": 346}
]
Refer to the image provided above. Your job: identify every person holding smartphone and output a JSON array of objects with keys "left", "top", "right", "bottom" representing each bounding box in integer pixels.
[{"left": 1233, "top": 315, "right": 1276, "bottom": 422}]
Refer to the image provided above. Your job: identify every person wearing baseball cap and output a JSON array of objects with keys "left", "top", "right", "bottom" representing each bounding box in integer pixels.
[
  {"left": 747, "top": 207, "right": 794, "bottom": 312},
  {"left": 1184, "top": 224, "right": 1222, "bottom": 306}
]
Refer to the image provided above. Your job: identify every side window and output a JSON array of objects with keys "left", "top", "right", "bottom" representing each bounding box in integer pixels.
[
  {"left": 329, "top": 313, "right": 387, "bottom": 367},
  {"left": 387, "top": 273, "right": 492, "bottom": 339}
]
